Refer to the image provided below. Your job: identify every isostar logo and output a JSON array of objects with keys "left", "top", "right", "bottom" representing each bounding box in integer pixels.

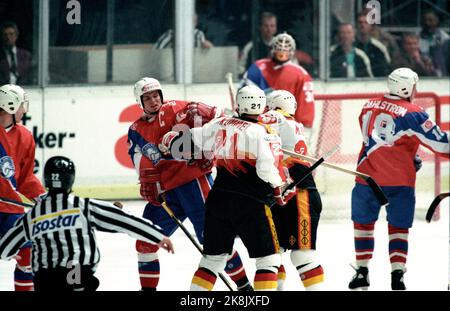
[
  {"left": 0, "top": 156, "right": 15, "bottom": 179},
  {"left": 31, "top": 209, "right": 82, "bottom": 237}
]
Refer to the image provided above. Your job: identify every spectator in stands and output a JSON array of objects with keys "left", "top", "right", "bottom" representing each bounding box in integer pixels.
[
  {"left": 392, "top": 33, "right": 436, "bottom": 77},
  {"left": 355, "top": 11, "right": 391, "bottom": 77},
  {"left": 238, "top": 12, "right": 277, "bottom": 76},
  {"left": 358, "top": 8, "right": 400, "bottom": 57},
  {"left": 418, "top": 10, "right": 449, "bottom": 77},
  {"left": 0, "top": 21, "right": 32, "bottom": 85},
  {"left": 154, "top": 14, "right": 213, "bottom": 50},
  {"left": 330, "top": 23, "right": 373, "bottom": 78}
]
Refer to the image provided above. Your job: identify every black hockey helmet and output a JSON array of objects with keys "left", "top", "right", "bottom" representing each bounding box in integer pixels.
[{"left": 44, "top": 156, "right": 75, "bottom": 193}]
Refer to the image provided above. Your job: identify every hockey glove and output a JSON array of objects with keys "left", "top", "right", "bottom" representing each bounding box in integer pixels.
[
  {"left": 188, "top": 158, "right": 214, "bottom": 171},
  {"left": 158, "top": 131, "right": 181, "bottom": 156},
  {"left": 186, "top": 102, "right": 221, "bottom": 126},
  {"left": 414, "top": 154, "right": 422, "bottom": 172},
  {"left": 139, "top": 168, "right": 162, "bottom": 206},
  {"left": 273, "top": 183, "right": 296, "bottom": 206}
]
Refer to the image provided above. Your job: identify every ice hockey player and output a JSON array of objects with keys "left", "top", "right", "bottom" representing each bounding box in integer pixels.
[
  {"left": 349, "top": 68, "right": 449, "bottom": 290},
  {"left": 0, "top": 124, "right": 34, "bottom": 209},
  {"left": 241, "top": 32, "right": 315, "bottom": 140},
  {"left": 263, "top": 90, "right": 325, "bottom": 290},
  {"left": 0, "top": 156, "right": 174, "bottom": 291},
  {"left": 159, "top": 85, "right": 297, "bottom": 291},
  {"left": 0, "top": 84, "right": 45, "bottom": 291},
  {"left": 128, "top": 77, "right": 253, "bottom": 291}
]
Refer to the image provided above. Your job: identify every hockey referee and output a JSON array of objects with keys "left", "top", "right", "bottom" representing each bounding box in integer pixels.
[{"left": 0, "top": 156, "right": 174, "bottom": 291}]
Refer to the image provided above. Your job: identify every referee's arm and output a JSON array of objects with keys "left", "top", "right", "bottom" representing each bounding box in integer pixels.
[
  {"left": 88, "top": 199, "right": 166, "bottom": 245},
  {"left": 0, "top": 218, "right": 28, "bottom": 260}
]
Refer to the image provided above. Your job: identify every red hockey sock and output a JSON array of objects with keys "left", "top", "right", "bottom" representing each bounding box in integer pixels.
[
  {"left": 388, "top": 224, "right": 409, "bottom": 271},
  {"left": 224, "top": 250, "right": 251, "bottom": 290},
  {"left": 354, "top": 222, "right": 375, "bottom": 267}
]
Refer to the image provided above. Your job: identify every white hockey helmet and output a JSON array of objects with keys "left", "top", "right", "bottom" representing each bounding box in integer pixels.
[
  {"left": 387, "top": 68, "right": 419, "bottom": 99},
  {"left": 267, "top": 90, "right": 297, "bottom": 115},
  {"left": 236, "top": 85, "right": 266, "bottom": 115},
  {"left": 133, "top": 77, "right": 163, "bottom": 108},
  {"left": 0, "top": 84, "right": 28, "bottom": 114},
  {"left": 270, "top": 32, "right": 296, "bottom": 63}
]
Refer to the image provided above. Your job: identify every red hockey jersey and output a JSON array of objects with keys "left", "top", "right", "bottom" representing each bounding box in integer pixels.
[
  {"left": 128, "top": 100, "right": 212, "bottom": 191},
  {"left": 0, "top": 126, "right": 41, "bottom": 213},
  {"left": 356, "top": 95, "right": 449, "bottom": 187},
  {"left": 243, "top": 58, "right": 315, "bottom": 128}
]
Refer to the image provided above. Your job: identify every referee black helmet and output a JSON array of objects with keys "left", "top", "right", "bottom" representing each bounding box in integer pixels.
[{"left": 44, "top": 156, "right": 75, "bottom": 193}]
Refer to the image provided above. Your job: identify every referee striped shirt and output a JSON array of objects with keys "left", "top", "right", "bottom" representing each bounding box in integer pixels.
[
  {"left": 154, "top": 28, "right": 206, "bottom": 49},
  {"left": 0, "top": 193, "right": 165, "bottom": 272}
]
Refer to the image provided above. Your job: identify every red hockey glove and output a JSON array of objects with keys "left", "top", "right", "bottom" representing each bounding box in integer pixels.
[
  {"left": 197, "top": 158, "right": 214, "bottom": 171},
  {"left": 186, "top": 102, "right": 220, "bottom": 126},
  {"left": 158, "top": 131, "right": 181, "bottom": 155},
  {"left": 188, "top": 158, "right": 214, "bottom": 171},
  {"left": 139, "top": 168, "right": 162, "bottom": 206},
  {"left": 273, "top": 183, "right": 296, "bottom": 206}
]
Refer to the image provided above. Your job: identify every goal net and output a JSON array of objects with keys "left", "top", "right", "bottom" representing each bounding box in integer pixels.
[{"left": 309, "top": 92, "right": 446, "bottom": 222}]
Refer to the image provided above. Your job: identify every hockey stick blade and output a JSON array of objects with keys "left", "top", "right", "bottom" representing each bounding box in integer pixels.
[
  {"left": 426, "top": 192, "right": 450, "bottom": 223},
  {"left": 365, "top": 177, "right": 389, "bottom": 206}
]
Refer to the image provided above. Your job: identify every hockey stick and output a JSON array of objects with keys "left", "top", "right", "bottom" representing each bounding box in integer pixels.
[
  {"left": 281, "top": 148, "right": 389, "bottom": 206},
  {"left": 159, "top": 197, "right": 235, "bottom": 291},
  {"left": 225, "top": 72, "right": 237, "bottom": 116},
  {"left": 425, "top": 192, "right": 450, "bottom": 223},
  {"left": 269, "top": 145, "right": 340, "bottom": 207},
  {"left": 0, "top": 196, "right": 35, "bottom": 209}
]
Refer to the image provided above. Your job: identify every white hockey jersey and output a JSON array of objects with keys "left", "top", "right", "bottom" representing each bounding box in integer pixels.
[
  {"left": 261, "top": 109, "right": 309, "bottom": 157},
  {"left": 191, "top": 116, "right": 285, "bottom": 188}
]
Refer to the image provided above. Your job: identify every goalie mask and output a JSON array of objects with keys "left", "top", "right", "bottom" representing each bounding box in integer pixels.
[
  {"left": 0, "top": 84, "right": 29, "bottom": 114},
  {"left": 236, "top": 85, "right": 266, "bottom": 115},
  {"left": 267, "top": 90, "right": 297, "bottom": 115},
  {"left": 133, "top": 77, "right": 163, "bottom": 111},
  {"left": 387, "top": 68, "right": 419, "bottom": 99},
  {"left": 44, "top": 156, "right": 76, "bottom": 193},
  {"left": 270, "top": 32, "right": 296, "bottom": 64}
]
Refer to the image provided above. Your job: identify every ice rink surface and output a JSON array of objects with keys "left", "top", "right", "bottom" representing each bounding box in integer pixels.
[{"left": 0, "top": 199, "right": 448, "bottom": 291}]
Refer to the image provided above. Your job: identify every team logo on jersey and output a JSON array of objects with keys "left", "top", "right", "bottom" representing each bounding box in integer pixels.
[
  {"left": 142, "top": 143, "right": 161, "bottom": 165},
  {"left": 0, "top": 156, "right": 15, "bottom": 179},
  {"left": 421, "top": 119, "right": 434, "bottom": 132}
]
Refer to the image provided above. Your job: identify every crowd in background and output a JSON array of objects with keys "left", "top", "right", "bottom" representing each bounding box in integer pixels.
[{"left": 0, "top": 0, "right": 449, "bottom": 85}]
